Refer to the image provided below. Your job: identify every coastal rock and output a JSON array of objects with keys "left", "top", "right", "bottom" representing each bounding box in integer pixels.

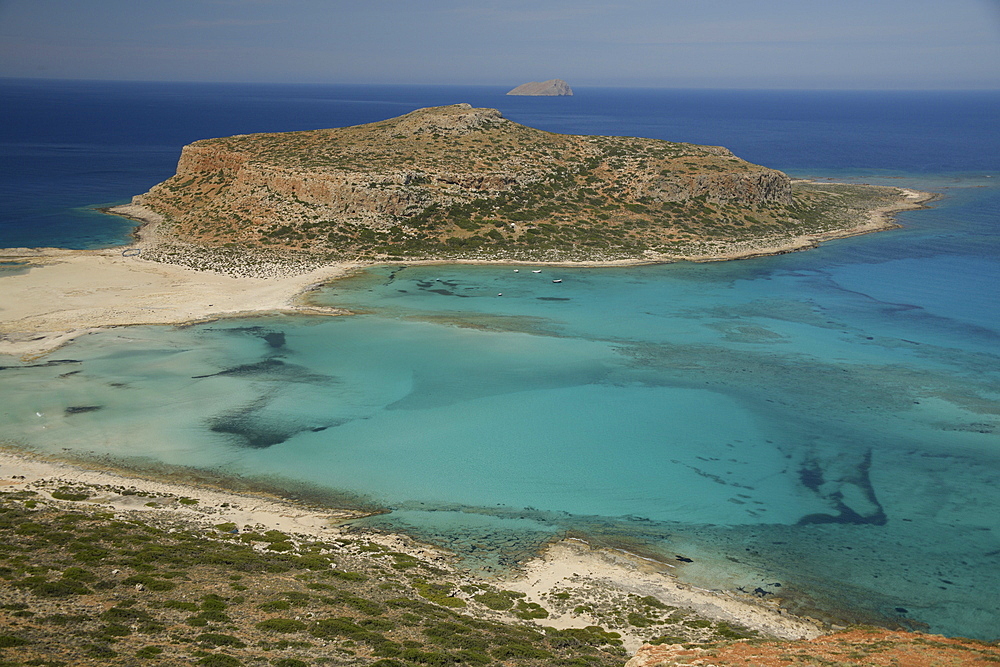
[{"left": 506, "top": 79, "right": 574, "bottom": 96}]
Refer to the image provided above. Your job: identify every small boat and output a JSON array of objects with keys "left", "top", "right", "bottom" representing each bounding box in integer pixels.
[
  {"left": 552, "top": 279, "right": 562, "bottom": 283},
  {"left": 513, "top": 269, "right": 519, "bottom": 273},
  {"left": 532, "top": 270, "right": 542, "bottom": 273}
]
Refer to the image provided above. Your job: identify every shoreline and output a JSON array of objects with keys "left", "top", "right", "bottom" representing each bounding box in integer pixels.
[
  {"left": 0, "top": 186, "right": 948, "bottom": 650},
  {"left": 0, "top": 447, "right": 825, "bottom": 651},
  {"left": 0, "top": 186, "right": 936, "bottom": 361}
]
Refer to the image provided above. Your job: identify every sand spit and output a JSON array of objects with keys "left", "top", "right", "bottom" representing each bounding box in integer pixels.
[
  {"left": 0, "top": 187, "right": 934, "bottom": 360},
  {"left": 0, "top": 448, "right": 824, "bottom": 653},
  {"left": 0, "top": 205, "right": 358, "bottom": 359}
]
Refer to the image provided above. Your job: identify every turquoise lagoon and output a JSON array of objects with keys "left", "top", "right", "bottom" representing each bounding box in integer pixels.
[
  {"left": 2, "top": 175, "right": 999, "bottom": 638},
  {"left": 2, "top": 82, "right": 999, "bottom": 639}
]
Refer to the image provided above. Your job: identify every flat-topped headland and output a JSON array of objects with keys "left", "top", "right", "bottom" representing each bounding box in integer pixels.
[{"left": 115, "top": 103, "right": 931, "bottom": 271}]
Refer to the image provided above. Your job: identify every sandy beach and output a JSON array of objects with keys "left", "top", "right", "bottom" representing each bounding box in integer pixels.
[
  {"left": 0, "top": 219, "right": 358, "bottom": 359},
  {"left": 0, "top": 447, "right": 824, "bottom": 652}
]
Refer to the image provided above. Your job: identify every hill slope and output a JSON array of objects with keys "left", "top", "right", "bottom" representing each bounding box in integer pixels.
[{"left": 126, "top": 104, "right": 919, "bottom": 267}]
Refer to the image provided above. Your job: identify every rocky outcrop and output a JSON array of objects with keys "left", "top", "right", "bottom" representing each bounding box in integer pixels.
[{"left": 507, "top": 79, "right": 574, "bottom": 96}]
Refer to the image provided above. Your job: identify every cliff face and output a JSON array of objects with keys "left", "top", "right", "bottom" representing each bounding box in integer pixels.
[
  {"left": 130, "top": 103, "right": 837, "bottom": 261},
  {"left": 506, "top": 79, "right": 574, "bottom": 96}
]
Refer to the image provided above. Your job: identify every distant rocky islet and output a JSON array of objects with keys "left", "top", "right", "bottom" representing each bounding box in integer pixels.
[{"left": 506, "top": 79, "right": 574, "bottom": 96}]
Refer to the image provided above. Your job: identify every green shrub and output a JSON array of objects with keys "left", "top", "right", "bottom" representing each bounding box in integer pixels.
[
  {"left": 326, "top": 570, "right": 367, "bottom": 582},
  {"left": 491, "top": 643, "right": 553, "bottom": 660},
  {"left": 713, "top": 621, "right": 756, "bottom": 639},
  {"left": 255, "top": 618, "right": 306, "bottom": 633},
  {"left": 198, "top": 655, "right": 242, "bottom": 667},
  {"left": 258, "top": 600, "right": 291, "bottom": 612},
  {"left": 638, "top": 595, "right": 671, "bottom": 609},
  {"left": 51, "top": 489, "right": 89, "bottom": 502},
  {"left": 0, "top": 635, "right": 28, "bottom": 648},
  {"left": 31, "top": 579, "right": 90, "bottom": 597},
  {"left": 101, "top": 606, "right": 151, "bottom": 624},
  {"left": 163, "top": 600, "right": 200, "bottom": 612},
  {"left": 472, "top": 591, "right": 515, "bottom": 610},
  {"left": 196, "top": 633, "right": 247, "bottom": 648},
  {"left": 627, "top": 612, "right": 654, "bottom": 627},
  {"left": 413, "top": 581, "right": 466, "bottom": 608},
  {"left": 513, "top": 600, "right": 548, "bottom": 619}
]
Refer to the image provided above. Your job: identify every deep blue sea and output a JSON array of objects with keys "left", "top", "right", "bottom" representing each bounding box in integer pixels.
[{"left": 1, "top": 79, "right": 999, "bottom": 639}]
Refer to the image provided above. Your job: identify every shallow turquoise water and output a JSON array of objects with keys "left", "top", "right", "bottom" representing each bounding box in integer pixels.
[
  {"left": 2, "top": 176, "right": 998, "bottom": 638},
  {"left": 3, "top": 81, "right": 999, "bottom": 638}
]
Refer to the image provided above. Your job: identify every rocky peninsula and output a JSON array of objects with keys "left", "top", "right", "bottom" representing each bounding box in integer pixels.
[{"left": 113, "top": 103, "right": 928, "bottom": 274}]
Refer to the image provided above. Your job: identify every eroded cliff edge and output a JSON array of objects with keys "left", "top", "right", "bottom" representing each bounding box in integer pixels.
[{"left": 122, "top": 104, "right": 927, "bottom": 269}]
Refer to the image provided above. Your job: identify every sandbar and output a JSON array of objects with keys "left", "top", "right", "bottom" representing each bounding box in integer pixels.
[{"left": 0, "top": 188, "right": 934, "bottom": 360}]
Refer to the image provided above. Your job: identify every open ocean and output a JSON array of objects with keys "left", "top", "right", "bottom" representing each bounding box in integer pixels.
[{"left": 1, "top": 79, "right": 999, "bottom": 639}]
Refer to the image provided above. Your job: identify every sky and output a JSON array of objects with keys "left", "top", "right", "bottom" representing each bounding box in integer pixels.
[{"left": 1, "top": 0, "right": 999, "bottom": 89}]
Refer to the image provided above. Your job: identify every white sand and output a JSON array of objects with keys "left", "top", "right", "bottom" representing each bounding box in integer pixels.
[
  {"left": 0, "top": 247, "right": 356, "bottom": 359},
  {"left": 501, "top": 539, "right": 823, "bottom": 651}
]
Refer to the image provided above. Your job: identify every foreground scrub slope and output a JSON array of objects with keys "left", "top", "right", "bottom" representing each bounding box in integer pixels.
[
  {"left": 123, "top": 104, "right": 921, "bottom": 266},
  {"left": 3, "top": 482, "right": 996, "bottom": 666}
]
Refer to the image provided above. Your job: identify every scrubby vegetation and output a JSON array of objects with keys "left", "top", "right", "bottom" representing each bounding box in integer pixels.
[{"left": 0, "top": 487, "right": 761, "bottom": 666}]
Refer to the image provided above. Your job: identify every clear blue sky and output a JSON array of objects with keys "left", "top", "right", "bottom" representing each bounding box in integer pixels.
[{"left": 1, "top": 0, "right": 998, "bottom": 89}]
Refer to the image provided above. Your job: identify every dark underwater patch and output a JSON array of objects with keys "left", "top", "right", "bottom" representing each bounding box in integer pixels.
[
  {"left": 797, "top": 450, "right": 887, "bottom": 526},
  {"left": 208, "top": 417, "right": 294, "bottom": 449},
  {"left": 0, "top": 359, "right": 82, "bottom": 372},
  {"left": 192, "top": 358, "right": 330, "bottom": 384},
  {"left": 262, "top": 332, "right": 286, "bottom": 348},
  {"left": 65, "top": 405, "right": 102, "bottom": 415},
  {"left": 798, "top": 461, "right": 824, "bottom": 491}
]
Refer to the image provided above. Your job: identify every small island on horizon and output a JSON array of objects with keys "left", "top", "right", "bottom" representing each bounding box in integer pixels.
[{"left": 507, "top": 79, "right": 574, "bottom": 96}]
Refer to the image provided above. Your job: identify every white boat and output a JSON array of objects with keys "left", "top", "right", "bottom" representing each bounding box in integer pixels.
[
  {"left": 552, "top": 279, "right": 562, "bottom": 283},
  {"left": 532, "top": 270, "right": 542, "bottom": 273}
]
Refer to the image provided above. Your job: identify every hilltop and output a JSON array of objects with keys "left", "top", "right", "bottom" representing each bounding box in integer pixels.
[{"left": 118, "top": 104, "right": 927, "bottom": 272}]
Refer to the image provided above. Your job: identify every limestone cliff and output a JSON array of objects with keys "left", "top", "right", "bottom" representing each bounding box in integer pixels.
[
  {"left": 507, "top": 79, "right": 574, "bottom": 96},
  {"left": 130, "top": 103, "right": 910, "bottom": 262}
]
